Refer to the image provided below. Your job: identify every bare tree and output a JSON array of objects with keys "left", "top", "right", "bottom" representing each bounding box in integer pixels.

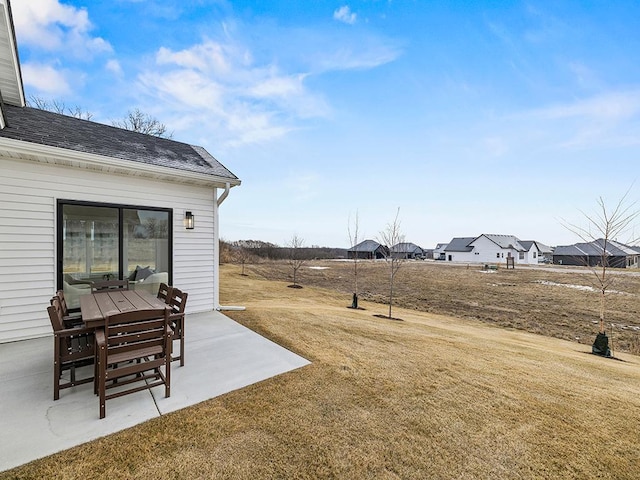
[
  {"left": 378, "top": 208, "right": 405, "bottom": 319},
  {"left": 234, "top": 246, "right": 253, "bottom": 276},
  {"left": 111, "top": 108, "right": 173, "bottom": 139},
  {"left": 563, "top": 190, "right": 640, "bottom": 356},
  {"left": 286, "top": 234, "right": 306, "bottom": 287},
  {"left": 347, "top": 211, "right": 361, "bottom": 308},
  {"left": 27, "top": 95, "right": 93, "bottom": 120}
]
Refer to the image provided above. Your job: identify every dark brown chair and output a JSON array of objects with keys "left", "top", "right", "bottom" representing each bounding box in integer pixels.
[
  {"left": 91, "top": 279, "right": 129, "bottom": 293},
  {"left": 51, "top": 290, "right": 83, "bottom": 328},
  {"left": 157, "top": 283, "right": 172, "bottom": 303},
  {"left": 167, "top": 288, "right": 188, "bottom": 366},
  {"left": 47, "top": 297, "right": 95, "bottom": 400},
  {"left": 96, "top": 308, "right": 171, "bottom": 419}
]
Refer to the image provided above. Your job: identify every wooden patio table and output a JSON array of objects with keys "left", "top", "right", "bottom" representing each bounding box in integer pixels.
[{"left": 80, "top": 289, "right": 169, "bottom": 329}]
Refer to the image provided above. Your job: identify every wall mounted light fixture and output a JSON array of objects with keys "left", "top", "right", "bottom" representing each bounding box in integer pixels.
[{"left": 184, "top": 211, "right": 195, "bottom": 230}]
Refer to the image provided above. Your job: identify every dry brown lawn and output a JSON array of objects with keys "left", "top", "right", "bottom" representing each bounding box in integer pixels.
[
  {"left": 4, "top": 262, "right": 640, "bottom": 479},
  {"left": 251, "top": 259, "right": 640, "bottom": 354}
]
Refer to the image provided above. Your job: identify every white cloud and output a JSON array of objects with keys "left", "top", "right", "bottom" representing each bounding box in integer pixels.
[
  {"left": 20, "top": 63, "right": 72, "bottom": 96},
  {"left": 137, "top": 39, "right": 330, "bottom": 147},
  {"left": 105, "top": 59, "right": 123, "bottom": 76},
  {"left": 533, "top": 91, "right": 640, "bottom": 122},
  {"left": 11, "top": 0, "right": 112, "bottom": 58},
  {"left": 316, "top": 43, "right": 400, "bottom": 71},
  {"left": 334, "top": 6, "right": 357, "bottom": 25}
]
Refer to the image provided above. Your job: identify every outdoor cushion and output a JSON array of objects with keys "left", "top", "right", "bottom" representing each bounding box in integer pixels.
[
  {"left": 129, "top": 265, "right": 155, "bottom": 281},
  {"left": 135, "top": 266, "right": 155, "bottom": 281}
]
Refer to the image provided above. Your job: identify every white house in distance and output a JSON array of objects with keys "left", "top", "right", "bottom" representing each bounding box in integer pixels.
[
  {"left": 0, "top": 1, "right": 241, "bottom": 343},
  {"left": 433, "top": 243, "right": 448, "bottom": 260},
  {"left": 443, "top": 234, "right": 547, "bottom": 265}
]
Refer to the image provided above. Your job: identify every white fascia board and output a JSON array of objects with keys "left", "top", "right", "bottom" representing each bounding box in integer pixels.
[
  {"left": 0, "top": 136, "right": 241, "bottom": 188},
  {"left": 0, "top": 0, "right": 25, "bottom": 107}
]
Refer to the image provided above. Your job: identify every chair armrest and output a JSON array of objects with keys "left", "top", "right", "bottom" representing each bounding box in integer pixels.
[
  {"left": 95, "top": 329, "right": 106, "bottom": 347},
  {"left": 55, "top": 325, "right": 95, "bottom": 338}
]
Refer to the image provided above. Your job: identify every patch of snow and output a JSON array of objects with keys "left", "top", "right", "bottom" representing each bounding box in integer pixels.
[
  {"left": 535, "top": 280, "right": 594, "bottom": 292},
  {"left": 308, "top": 266, "right": 330, "bottom": 270},
  {"left": 534, "top": 280, "right": 634, "bottom": 296}
]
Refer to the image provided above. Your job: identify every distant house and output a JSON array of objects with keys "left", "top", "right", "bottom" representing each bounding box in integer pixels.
[
  {"left": 347, "top": 240, "right": 389, "bottom": 259},
  {"left": 443, "top": 234, "right": 546, "bottom": 265},
  {"left": 390, "top": 242, "right": 424, "bottom": 259},
  {"left": 520, "top": 240, "right": 553, "bottom": 264},
  {"left": 553, "top": 239, "right": 640, "bottom": 268},
  {"left": 433, "top": 243, "right": 448, "bottom": 260},
  {"left": 443, "top": 237, "right": 476, "bottom": 262}
]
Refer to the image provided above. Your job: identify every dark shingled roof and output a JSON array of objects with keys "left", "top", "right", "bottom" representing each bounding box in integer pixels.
[
  {"left": 390, "top": 242, "right": 423, "bottom": 254},
  {"left": 444, "top": 237, "right": 475, "bottom": 252},
  {"left": 0, "top": 104, "right": 239, "bottom": 180},
  {"left": 554, "top": 239, "right": 639, "bottom": 257},
  {"left": 349, "top": 239, "right": 384, "bottom": 252}
]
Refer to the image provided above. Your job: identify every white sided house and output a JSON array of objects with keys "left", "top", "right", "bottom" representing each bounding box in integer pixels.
[
  {"left": 0, "top": 2, "right": 240, "bottom": 343},
  {"left": 443, "top": 234, "right": 544, "bottom": 265}
]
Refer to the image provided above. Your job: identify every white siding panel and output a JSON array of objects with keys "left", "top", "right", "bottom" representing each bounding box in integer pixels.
[{"left": 0, "top": 158, "right": 218, "bottom": 342}]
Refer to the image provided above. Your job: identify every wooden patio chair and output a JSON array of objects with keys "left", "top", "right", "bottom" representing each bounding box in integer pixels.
[
  {"left": 51, "top": 290, "right": 83, "bottom": 328},
  {"left": 167, "top": 288, "right": 188, "bottom": 366},
  {"left": 157, "top": 283, "right": 172, "bottom": 303},
  {"left": 91, "top": 279, "right": 129, "bottom": 293},
  {"left": 96, "top": 308, "right": 171, "bottom": 419},
  {"left": 47, "top": 297, "right": 95, "bottom": 400}
]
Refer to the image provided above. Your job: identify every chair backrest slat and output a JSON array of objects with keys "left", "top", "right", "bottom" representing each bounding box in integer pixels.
[
  {"left": 157, "top": 283, "right": 172, "bottom": 303},
  {"left": 105, "top": 309, "right": 169, "bottom": 350},
  {"left": 47, "top": 298, "right": 65, "bottom": 332},
  {"left": 168, "top": 288, "right": 188, "bottom": 315},
  {"left": 54, "top": 290, "right": 70, "bottom": 316}
]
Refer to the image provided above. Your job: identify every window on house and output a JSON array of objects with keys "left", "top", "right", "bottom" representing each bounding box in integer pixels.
[
  {"left": 533, "top": 252, "right": 537, "bottom": 258},
  {"left": 496, "top": 253, "right": 500, "bottom": 258},
  {"left": 58, "top": 201, "right": 172, "bottom": 309},
  {"left": 519, "top": 252, "right": 525, "bottom": 260}
]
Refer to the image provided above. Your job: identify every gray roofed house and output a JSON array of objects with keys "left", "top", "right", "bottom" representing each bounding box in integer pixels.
[
  {"left": 553, "top": 239, "right": 640, "bottom": 268},
  {"left": 444, "top": 237, "right": 476, "bottom": 252},
  {"left": 0, "top": 0, "right": 241, "bottom": 343},
  {"left": 348, "top": 239, "right": 389, "bottom": 259},
  {"left": 433, "top": 243, "right": 449, "bottom": 260},
  {"left": 443, "top": 234, "right": 549, "bottom": 265},
  {"left": 519, "top": 240, "right": 553, "bottom": 263},
  {"left": 390, "top": 242, "right": 425, "bottom": 259}
]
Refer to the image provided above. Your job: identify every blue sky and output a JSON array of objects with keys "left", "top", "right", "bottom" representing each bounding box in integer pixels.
[{"left": 12, "top": 0, "right": 640, "bottom": 248}]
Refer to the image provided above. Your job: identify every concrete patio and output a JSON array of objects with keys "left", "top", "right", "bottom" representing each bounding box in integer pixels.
[{"left": 0, "top": 310, "right": 310, "bottom": 472}]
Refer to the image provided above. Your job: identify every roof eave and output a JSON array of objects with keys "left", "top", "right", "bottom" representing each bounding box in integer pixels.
[
  {"left": 0, "top": 0, "right": 25, "bottom": 107},
  {"left": 0, "top": 136, "right": 241, "bottom": 188}
]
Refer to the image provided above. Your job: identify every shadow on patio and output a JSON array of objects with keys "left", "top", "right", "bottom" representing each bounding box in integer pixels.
[{"left": 0, "top": 311, "right": 310, "bottom": 472}]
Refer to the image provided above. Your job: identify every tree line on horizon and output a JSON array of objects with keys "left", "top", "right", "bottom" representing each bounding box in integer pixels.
[{"left": 220, "top": 239, "right": 347, "bottom": 262}]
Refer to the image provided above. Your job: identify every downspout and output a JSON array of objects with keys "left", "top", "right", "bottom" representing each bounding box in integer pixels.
[{"left": 214, "top": 183, "right": 245, "bottom": 312}]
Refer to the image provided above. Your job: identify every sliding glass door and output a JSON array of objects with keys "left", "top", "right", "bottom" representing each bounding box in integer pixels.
[
  {"left": 61, "top": 204, "right": 119, "bottom": 281},
  {"left": 58, "top": 201, "right": 172, "bottom": 308}
]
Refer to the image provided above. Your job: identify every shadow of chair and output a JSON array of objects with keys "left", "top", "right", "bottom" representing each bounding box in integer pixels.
[
  {"left": 96, "top": 308, "right": 171, "bottom": 419},
  {"left": 47, "top": 297, "right": 95, "bottom": 400},
  {"left": 167, "top": 288, "right": 188, "bottom": 366},
  {"left": 91, "top": 279, "right": 129, "bottom": 293}
]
